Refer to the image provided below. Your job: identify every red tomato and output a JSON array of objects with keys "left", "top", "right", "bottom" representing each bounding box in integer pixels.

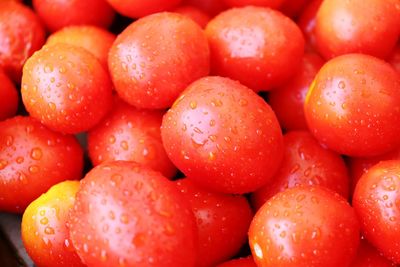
[
  {"left": 88, "top": 97, "right": 177, "bottom": 179},
  {"left": 0, "top": 1, "right": 45, "bottom": 82},
  {"left": 173, "top": 5, "right": 211, "bottom": 28},
  {"left": 32, "top": 0, "right": 115, "bottom": 32},
  {"left": 251, "top": 131, "right": 349, "bottom": 210},
  {"left": 298, "top": 0, "right": 323, "bottom": 51},
  {"left": 68, "top": 161, "right": 197, "bottom": 267},
  {"left": 22, "top": 181, "right": 84, "bottom": 267},
  {"left": 280, "top": 0, "right": 310, "bottom": 18},
  {"left": 161, "top": 76, "right": 283, "bottom": 194},
  {"left": 106, "top": 0, "right": 182, "bottom": 18},
  {"left": 46, "top": 26, "right": 116, "bottom": 71},
  {"left": 175, "top": 178, "right": 253, "bottom": 267},
  {"left": 353, "top": 160, "right": 400, "bottom": 263},
  {"left": 21, "top": 43, "right": 113, "bottom": 134},
  {"left": 249, "top": 186, "right": 360, "bottom": 267},
  {"left": 350, "top": 239, "right": 395, "bottom": 267},
  {"left": 269, "top": 52, "right": 324, "bottom": 130},
  {"left": 315, "top": 0, "right": 400, "bottom": 59},
  {"left": 388, "top": 44, "right": 400, "bottom": 73},
  {"left": 304, "top": 54, "right": 400, "bottom": 157},
  {"left": 205, "top": 6, "right": 304, "bottom": 91},
  {"left": 0, "top": 116, "right": 83, "bottom": 213},
  {"left": 182, "top": 0, "right": 228, "bottom": 16},
  {"left": 223, "top": 0, "right": 285, "bottom": 9},
  {"left": 108, "top": 12, "right": 210, "bottom": 109},
  {"left": 0, "top": 70, "right": 18, "bottom": 121},
  {"left": 217, "top": 257, "right": 257, "bottom": 267}
]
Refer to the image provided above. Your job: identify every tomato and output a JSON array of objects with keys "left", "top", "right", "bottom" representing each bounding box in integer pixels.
[
  {"left": 46, "top": 26, "right": 116, "bottom": 71},
  {"left": 217, "top": 257, "right": 257, "bottom": 267},
  {"left": 269, "top": 52, "right": 324, "bottom": 130},
  {"left": 223, "top": 0, "right": 285, "bottom": 9},
  {"left": 68, "top": 161, "right": 197, "bottom": 267},
  {"left": 161, "top": 76, "right": 283, "bottom": 194},
  {"left": 249, "top": 186, "right": 360, "bottom": 267},
  {"left": 388, "top": 44, "right": 400, "bottom": 73},
  {"left": 251, "top": 131, "right": 349, "bottom": 210},
  {"left": 205, "top": 6, "right": 304, "bottom": 91},
  {"left": 173, "top": 5, "right": 211, "bottom": 28},
  {"left": 304, "top": 54, "right": 400, "bottom": 157},
  {"left": 350, "top": 239, "right": 395, "bottom": 267},
  {"left": 298, "top": 0, "right": 323, "bottom": 51},
  {"left": 353, "top": 160, "right": 400, "bottom": 263},
  {"left": 315, "top": 0, "right": 400, "bottom": 59},
  {"left": 32, "top": 0, "right": 115, "bottom": 32},
  {"left": 21, "top": 181, "right": 84, "bottom": 267},
  {"left": 106, "top": 0, "right": 182, "bottom": 18},
  {"left": 21, "top": 43, "right": 113, "bottom": 134},
  {"left": 280, "top": 0, "right": 310, "bottom": 18},
  {"left": 0, "top": 116, "right": 83, "bottom": 213},
  {"left": 88, "top": 97, "right": 177, "bottom": 179},
  {"left": 175, "top": 178, "right": 253, "bottom": 267},
  {"left": 108, "top": 12, "right": 210, "bottom": 109},
  {"left": 0, "top": 70, "right": 18, "bottom": 121},
  {"left": 0, "top": 1, "right": 45, "bottom": 82},
  {"left": 182, "top": 0, "right": 228, "bottom": 16}
]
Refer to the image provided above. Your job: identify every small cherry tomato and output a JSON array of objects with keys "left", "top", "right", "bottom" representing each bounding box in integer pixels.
[
  {"left": 0, "top": 116, "right": 83, "bottom": 213},
  {"left": 175, "top": 178, "right": 253, "bottom": 267},
  {"left": 173, "top": 5, "right": 211, "bottom": 28},
  {"left": 161, "top": 76, "right": 283, "bottom": 194},
  {"left": 0, "top": 70, "right": 18, "bottom": 121},
  {"left": 350, "top": 238, "right": 395, "bottom": 267},
  {"left": 217, "top": 257, "right": 257, "bottom": 267},
  {"left": 249, "top": 186, "right": 360, "bottom": 267},
  {"left": 109, "top": 12, "right": 210, "bottom": 109},
  {"left": 106, "top": 0, "right": 182, "bottom": 18},
  {"left": 68, "top": 161, "right": 197, "bottom": 267},
  {"left": 304, "top": 54, "right": 400, "bottom": 157},
  {"left": 205, "top": 6, "right": 304, "bottom": 91},
  {"left": 22, "top": 181, "right": 84, "bottom": 267},
  {"left": 298, "top": 0, "right": 323, "bottom": 51}
]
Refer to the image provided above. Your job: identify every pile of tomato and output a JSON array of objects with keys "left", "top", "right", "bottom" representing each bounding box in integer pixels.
[{"left": 0, "top": 0, "right": 399, "bottom": 266}]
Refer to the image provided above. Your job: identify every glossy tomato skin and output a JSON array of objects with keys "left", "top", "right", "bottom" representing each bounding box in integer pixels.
[
  {"left": 88, "top": 97, "right": 177, "bottom": 179},
  {"left": 353, "top": 160, "right": 400, "bottom": 263},
  {"left": 46, "top": 26, "right": 115, "bottom": 70},
  {"left": 32, "top": 0, "right": 115, "bottom": 32},
  {"left": 315, "top": 0, "right": 400, "bottom": 59},
  {"left": 269, "top": 53, "right": 324, "bottom": 130},
  {"left": 106, "top": 0, "right": 182, "bottom": 18},
  {"left": 298, "top": 0, "right": 323, "bottom": 51},
  {"left": 0, "top": 116, "right": 83, "bottom": 213},
  {"left": 173, "top": 5, "right": 211, "bottom": 28},
  {"left": 388, "top": 44, "right": 400, "bottom": 73},
  {"left": 0, "top": 2, "right": 45, "bottom": 82},
  {"left": 223, "top": 0, "right": 285, "bottom": 9},
  {"left": 350, "top": 239, "right": 395, "bottom": 267},
  {"left": 249, "top": 186, "right": 360, "bottom": 267},
  {"left": 21, "top": 43, "right": 113, "bottom": 134},
  {"left": 161, "top": 76, "right": 284, "bottom": 194},
  {"left": 109, "top": 12, "right": 210, "bottom": 109},
  {"left": 175, "top": 178, "right": 253, "bottom": 267},
  {"left": 304, "top": 54, "right": 400, "bottom": 157},
  {"left": 182, "top": 0, "right": 227, "bottom": 16},
  {"left": 206, "top": 6, "right": 304, "bottom": 91},
  {"left": 68, "top": 161, "right": 197, "bottom": 267},
  {"left": 0, "top": 70, "right": 18, "bottom": 121},
  {"left": 251, "top": 131, "right": 349, "bottom": 210},
  {"left": 22, "top": 181, "right": 84, "bottom": 267},
  {"left": 217, "top": 257, "right": 257, "bottom": 267}
]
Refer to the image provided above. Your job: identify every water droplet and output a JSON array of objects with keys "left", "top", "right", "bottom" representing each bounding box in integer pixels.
[
  {"left": 120, "top": 214, "right": 129, "bottom": 224},
  {"left": 253, "top": 243, "right": 263, "bottom": 259},
  {"left": 120, "top": 141, "right": 129, "bottom": 150},
  {"left": 40, "top": 217, "right": 48, "bottom": 225},
  {"left": 189, "top": 101, "right": 197, "bottom": 109},
  {"left": 108, "top": 135, "right": 116, "bottom": 144},
  {"left": 239, "top": 99, "right": 248, "bottom": 106},
  {"left": 31, "top": 148, "right": 43, "bottom": 160},
  {"left": 338, "top": 81, "right": 346, "bottom": 89},
  {"left": 16, "top": 157, "right": 24, "bottom": 164},
  {"left": 208, "top": 151, "right": 216, "bottom": 161},
  {"left": 0, "top": 159, "right": 8, "bottom": 170},
  {"left": 44, "top": 226, "right": 55, "bottom": 235},
  {"left": 29, "top": 165, "right": 40, "bottom": 174}
]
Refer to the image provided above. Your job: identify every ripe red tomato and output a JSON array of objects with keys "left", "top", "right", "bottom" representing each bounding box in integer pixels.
[
  {"left": 68, "top": 161, "right": 197, "bottom": 267},
  {"left": 298, "top": 0, "right": 323, "bottom": 51},
  {"left": 173, "top": 5, "right": 211, "bottom": 28},
  {"left": 182, "top": 0, "right": 228, "bottom": 16},
  {"left": 88, "top": 97, "right": 177, "bottom": 179},
  {"left": 32, "top": 0, "right": 115, "bottom": 32},
  {"left": 46, "top": 26, "right": 116, "bottom": 71},
  {"left": 21, "top": 43, "right": 113, "bottom": 134},
  {"left": 388, "top": 44, "right": 400, "bottom": 73},
  {"left": 251, "top": 131, "right": 349, "bottom": 210},
  {"left": 269, "top": 52, "right": 324, "bottom": 130},
  {"left": 108, "top": 12, "right": 210, "bottom": 109},
  {"left": 175, "top": 178, "right": 253, "bottom": 267},
  {"left": 205, "top": 6, "right": 304, "bottom": 91},
  {"left": 304, "top": 54, "right": 400, "bottom": 157},
  {"left": 161, "top": 76, "right": 283, "bottom": 194},
  {"left": 0, "top": 70, "right": 18, "bottom": 121},
  {"left": 223, "top": 0, "right": 285, "bottom": 9},
  {"left": 22, "top": 181, "right": 85, "bottom": 267},
  {"left": 249, "top": 186, "right": 360, "bottom": 267},
  {"left": 353, "top": 160, "right": 400, "bottom": 263},
  {"left": 106, "top": 0, "right": 182, "bottom": 18},
  {"left": 217, "top": 257, "right": 257, "bottom": 267},
  {"left": 350, "top": 239, "right": 395, "bottom": 267},
  {"left": 0, "top": 1, "right": 45, "bottom": 82},
  {"left": 315, "top": 0, "right": 400, "bottom": 59},
  {"left": 0, "top": 116, "right": 83, "bottom": 213}
]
